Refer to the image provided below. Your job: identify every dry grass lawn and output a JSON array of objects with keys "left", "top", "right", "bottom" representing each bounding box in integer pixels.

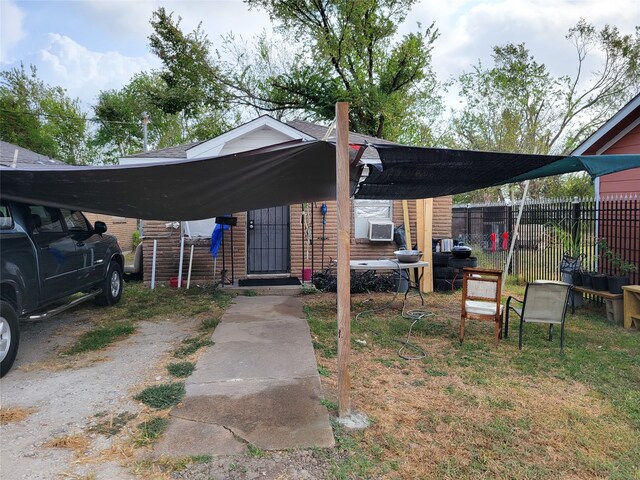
[{"left": 304, "top": 284, "right": 640, "bottom": 479}]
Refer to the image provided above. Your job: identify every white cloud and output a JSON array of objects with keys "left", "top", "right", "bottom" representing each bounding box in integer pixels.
[
  {"left": 77, "top": 0, "right": 272, "bottom": 46},
  {"left": 37, "top": 33, "right": 160, "bottom": 109},
  {"left": 0, "top": 0, "right": 26, "bottom": 63},
  {"left": 403, "top": 0, "right": 638, "bottom": 109}
]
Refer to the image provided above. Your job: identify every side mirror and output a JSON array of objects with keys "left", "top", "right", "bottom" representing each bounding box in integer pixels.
[{"left": 94, "top": 221, "right": 107, "bottom": 234}]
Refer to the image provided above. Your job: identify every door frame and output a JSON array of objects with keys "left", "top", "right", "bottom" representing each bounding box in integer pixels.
[{"left": 246, "top": 206, "right": 291, "bottom": 275}]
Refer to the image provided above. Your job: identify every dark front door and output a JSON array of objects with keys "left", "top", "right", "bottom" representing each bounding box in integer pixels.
[{"left": 247, "top": 206, "right": 290, "bottom": 274}]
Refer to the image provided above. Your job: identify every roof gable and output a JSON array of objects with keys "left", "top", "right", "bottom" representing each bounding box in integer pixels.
[
  {"left": 186, "top": 115, "right": 314, "bottom": 159},
  {"left": 572, "top": 94, "right": 640, "bottom": 155}
]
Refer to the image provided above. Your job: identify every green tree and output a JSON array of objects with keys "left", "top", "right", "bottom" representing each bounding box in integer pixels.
[
  {"left": 240, "top": 0, "right": 444, "bottom": 141},
  {"left": 452, "top": 20, "right": 639, "bottom": 202},
  {"left": 0, "top": 64, "right": 89, "bottom": 164},
  {"left": 92, "top": 72, "right": 186, "bottom": 161},
  {"left": 147, "top": 8, "right": 236, "bottom": 136}
]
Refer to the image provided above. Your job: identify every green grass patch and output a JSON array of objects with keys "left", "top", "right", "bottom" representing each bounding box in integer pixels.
[
  {"left": 88, "top": 411, "right": 136, "bottom": 436},
  {"left": 242, "top": 289, "right": 258, "bottom": 296},
  {"left": 166, "top": 361, "right": 195, "bottom": 378},
  {"left": 173, "top": 336, "right": 213, "bottom": 358},
  {"left": 134, "top": 417, "right": 168, "bottom": 446},
  {"left": 64, "top": 322, "right": 135, "bottom": 355},
  {"left": 199, "top": 317, "right": 219, "bottom": 333},
  {"left": 317, "top": 366, "right": 331, "bottom": 377},
  {"left": 108, "top": 283, "right": 231, "bottom": 322},
  {"left": 134, "top": 383, "right": 185, "bottom": 409},
  {"left": 247, "top": 443, "right": 266, "bottom": 458},
  {"left": 320, "top": 398, "right": 338, "bottom": 411}
]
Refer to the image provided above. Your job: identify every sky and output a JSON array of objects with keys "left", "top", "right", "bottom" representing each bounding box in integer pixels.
[{"left": 1, "top": 0, "right": 638, "bottom": 114}]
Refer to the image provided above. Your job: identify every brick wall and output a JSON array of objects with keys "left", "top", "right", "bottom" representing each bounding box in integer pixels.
[
  {"left": 85, "top": 213, "right": 138, "bottom": 252},
  {"left": 141, "top": 196, "right": 452, "bottom": 285}
]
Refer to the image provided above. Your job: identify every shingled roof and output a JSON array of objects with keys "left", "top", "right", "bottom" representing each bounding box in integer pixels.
[
  {"left": 0, "top": 141, "right": 66, "bottom": 168},
  {"left": 123, "top": 116, "right": 397, "bottom": 162},
  {"left": 123, "top": 140, "right": 208, "bottom": 159}
]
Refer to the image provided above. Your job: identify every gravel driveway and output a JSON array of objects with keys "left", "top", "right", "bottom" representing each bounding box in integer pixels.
[{"left": 0, "top": 309, "right": 198, "bottom": 480}]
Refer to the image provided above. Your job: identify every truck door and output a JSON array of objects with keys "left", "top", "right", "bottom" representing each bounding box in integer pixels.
[
  {"left": 60, "top": 209, "right": 106, "bottom": 287},
  {"left": 27, "top": 205, "right": 79, "bottom": 300}
]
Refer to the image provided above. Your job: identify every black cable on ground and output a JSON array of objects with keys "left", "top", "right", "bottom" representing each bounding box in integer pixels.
[{"left": 352, "top": 260, "right": 434, "bottom": 360}]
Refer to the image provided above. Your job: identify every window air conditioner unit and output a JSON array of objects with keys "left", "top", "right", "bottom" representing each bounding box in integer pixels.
[{"left": 368, "top": 219, "right": 394, "bottom": 241}]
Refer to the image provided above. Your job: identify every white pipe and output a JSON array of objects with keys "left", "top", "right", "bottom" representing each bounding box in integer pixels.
[
  {"left": 503, "top": 180, "right": 530, "bottom": 291},
  {"left": 177, "top": 236, "right": 185, "bottom": 288},
  {"left": 151, "top": 239, "right": 157, "bottom": 290},
  {"left": 186, "top": 244, "right": 194, "bottom": 289}
]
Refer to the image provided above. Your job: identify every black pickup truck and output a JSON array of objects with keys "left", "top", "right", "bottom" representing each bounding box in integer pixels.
[{"left": 0, "top": 200, "right": 124, "bottom": 377}]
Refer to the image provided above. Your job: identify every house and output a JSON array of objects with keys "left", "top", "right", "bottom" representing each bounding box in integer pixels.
[
  {"left": 120, "top": 116, "right": 453, "bottom": 286},
  {"left": 0, "top": 141, "right": 137, "bottom": 251},
  {"left": 572, "top": 93, "right": 640, "bottom": 197},
  {"left": 571, "top": 93, "right": 640, "bottom": 279}
]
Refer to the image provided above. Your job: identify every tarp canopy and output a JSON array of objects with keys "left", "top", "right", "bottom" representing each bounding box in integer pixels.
[
  {"left": 0, "top": 141, "right": 337, "bottom": 220},
  {"left": 356, "top": 145, "right": 640, "bottom": 199},
  {"left": 2, "top": 140, "right": 640, "bottom": 220}
]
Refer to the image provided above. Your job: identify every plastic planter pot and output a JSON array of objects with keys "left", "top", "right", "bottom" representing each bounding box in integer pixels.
[
  {"left": 591, "top": 274, "right": 609, "bottom": 291},
  {"left": 572, "top": 271, "right": 584, "bottom": 286},
  {"left": 607, "top": 275, "right": 630, "bottom": 294},
  {"left": 582, "top": 272, "right": 594, "bottom": 288}
]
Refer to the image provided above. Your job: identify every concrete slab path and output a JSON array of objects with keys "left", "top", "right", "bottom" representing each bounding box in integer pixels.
[{"left": 153, "top": 296, "right": 335, "bottom": 457}]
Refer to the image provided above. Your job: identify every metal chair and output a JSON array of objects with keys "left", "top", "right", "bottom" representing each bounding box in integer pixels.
[
  {"left": 460, "top": 267, "right": 504, "bottom": 347},
  {"left": 505, "top": 281, "right": 572, "bottom": 350}
]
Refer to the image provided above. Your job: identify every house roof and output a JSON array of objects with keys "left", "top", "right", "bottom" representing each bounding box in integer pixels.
[
  {"left": 571, "top": 93, "right": 640, "bottom": 156},
  {"left": 0, "top": 141, "right": 66, "bottom": 168},
  {"left": 287, "top": 119, "right": 397, "bottom": 163},
  {"left": 123, "top": 140, "right": 207, "bottom": 159},
  {"left": 122, "top": 115, "right": 398, "bottom": 163}
]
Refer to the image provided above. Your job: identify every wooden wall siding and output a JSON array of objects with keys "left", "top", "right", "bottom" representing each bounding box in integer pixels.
[
  {"left": 142, "top": 196, "right": 452, "bottom": 284},
  {"left": 142, "top": 220, "right": 214, "bottom": 287},
  {"left": 599, "top": 123, "right": 640, "bottom": 197},
  {"left": 290, "top": 196, "right": 452, "bottom": 276},
  {"left": 85, "top": 213, "right": 137, "bottom": 252}
]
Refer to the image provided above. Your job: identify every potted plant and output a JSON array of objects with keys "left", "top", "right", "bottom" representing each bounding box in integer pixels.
[
  {"left": 550, "top": 221, "right": 584, "bottom": 306},
  {"left": 597, "top": 238, "right": 637, "bottom": 294},
  {"left": 608, "top": 255, "right": 637, "bottom": 294},
  {"left": 550, "top": 222, "right": 582, "bottom": 283}
]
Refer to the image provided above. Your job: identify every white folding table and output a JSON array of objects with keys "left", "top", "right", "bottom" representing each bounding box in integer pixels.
[{"left": 350, "top": 259, "right": 430, "bottom": 303}]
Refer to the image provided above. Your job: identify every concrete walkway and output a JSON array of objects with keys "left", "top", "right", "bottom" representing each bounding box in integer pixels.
[{"left": 153, "top": 296, "right": 335, "bottom": 457}]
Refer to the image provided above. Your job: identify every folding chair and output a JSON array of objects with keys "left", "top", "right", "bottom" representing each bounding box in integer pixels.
[
  {"left": 505, "top": 281, "right": 572, "bottom": 351},
  {"left": 460, "top": 267, "right": 504, "bottom": 347}
]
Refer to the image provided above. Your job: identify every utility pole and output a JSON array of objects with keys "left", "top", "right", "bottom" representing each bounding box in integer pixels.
[{"left": 142, "top": 112, "right": 149, "bottom": 152}]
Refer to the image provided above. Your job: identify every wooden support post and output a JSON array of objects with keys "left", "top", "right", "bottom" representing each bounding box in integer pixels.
[
  {"left": 423, "top": 198, "right": 434, "bottom": 293},
  {"left": 402, "top": 200, "right": 415, "bottom": 284},
  {"left": 336, "top": 102, "right": 351, "bottom": 417},
  {"left": 415, "top": 199, "right": 434, "bottom": 293}
]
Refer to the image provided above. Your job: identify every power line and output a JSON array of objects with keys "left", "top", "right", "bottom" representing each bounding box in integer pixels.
[{"left": 0, "top": 107, "right": 142, "bottom": 126}]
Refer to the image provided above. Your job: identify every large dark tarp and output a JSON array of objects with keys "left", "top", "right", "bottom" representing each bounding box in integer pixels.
[
  {"left": 2, "top": 140, "right": 640, "bottom": 220},
  {"left": 0, "top": 141, "right": 336, "bottom": 220},
  {"left": 355, "top": 145, "right": 640, "bottom": 199}
]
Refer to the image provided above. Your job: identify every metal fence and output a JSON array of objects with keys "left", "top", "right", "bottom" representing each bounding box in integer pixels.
[{"left": 452, "top": 197, "right": 640, "bottom": 284}]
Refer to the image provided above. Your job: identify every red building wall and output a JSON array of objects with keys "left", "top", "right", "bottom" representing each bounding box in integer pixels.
[{"left": 599, "top": 123, "right": 640, "bottom": 197}]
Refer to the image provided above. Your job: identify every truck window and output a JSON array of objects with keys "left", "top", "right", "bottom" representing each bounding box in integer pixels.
[
  {"left": 28, "top": 205, "right": 64, "bottom": 234},
  {"left": 0, "top": 201, "right": 12, "bottom": 229},
  {"left": 61, "top": 209, "right": 89, "bottom": 232}
]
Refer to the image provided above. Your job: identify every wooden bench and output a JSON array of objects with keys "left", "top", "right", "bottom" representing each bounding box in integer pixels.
[
  {"left": 571, "top": 286, "right": 623, "bottom": 325},
  {"left": 622, "top": 285, "right": 640, "bottom": 330}
]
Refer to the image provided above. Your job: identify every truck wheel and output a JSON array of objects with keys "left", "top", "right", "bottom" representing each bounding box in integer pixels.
[
  {"left": 0, "top": 301, "right": 20, "bottom": 377},
  {"left": 96, "top": 262, "right": 123, "bottom": 306}
]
